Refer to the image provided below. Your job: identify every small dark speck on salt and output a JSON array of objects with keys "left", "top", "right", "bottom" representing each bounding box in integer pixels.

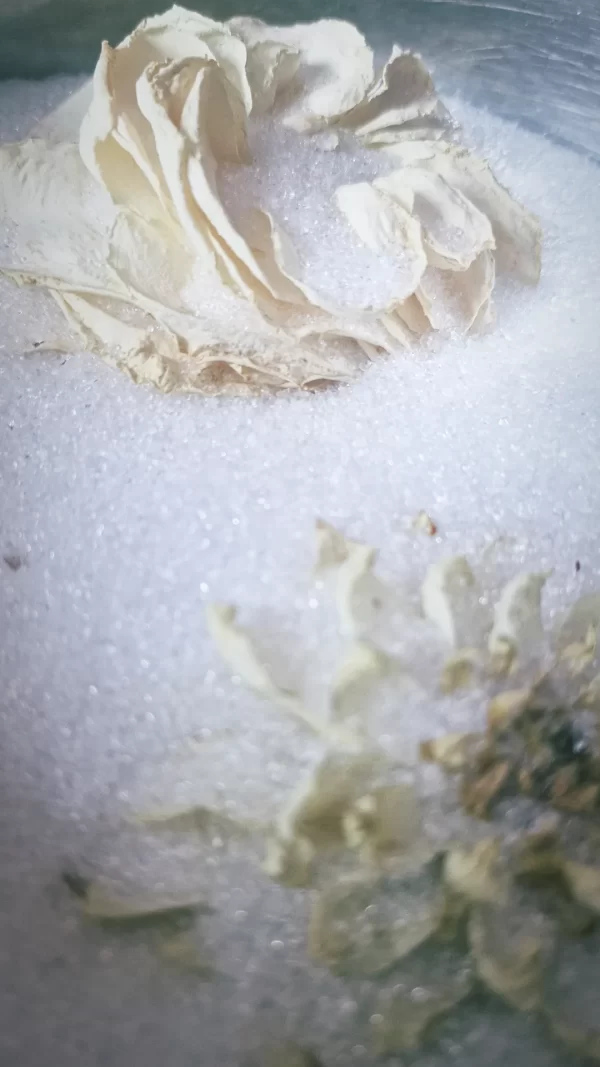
[
  {"left": 575, "top": 560, "right": 581, "bottom": 573},
  {"left": 3, "top": 554, "right": 23, "bottom": 572}
]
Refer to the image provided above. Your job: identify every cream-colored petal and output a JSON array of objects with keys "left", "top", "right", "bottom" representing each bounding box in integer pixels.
[
  {"left": 488, "top": 571, "right": 549, "bottom": 668},
  {"left": 314, "top": 519, "right": 350, "bottom": 571},
  {"left": 487, "top": 686, "right": 532, "bottom": 729},
  {"left": 118, "top": 6, "right": 253, "bottom": 113},
  {"left": 205, "top": 602, "right": 343, "bottom": 742},
  {"left": 51, "top": 290, "right": 184, "bottom": 392},
  {"left": 108, "top": 210, "right": 195, "bottom": 311},
  {"left": 416, "top": 250, "right": 496, "bottom": 331},
  {"left": 336, "top": 539, "right": 379, "bottom": 637},
  {"left": 134, "top": 59, "right": 256, "bottom": 284},
  {"left": 335, "top": 182, "right": 427, "bottom": 302},
  {"left": 440, "top": 648, "right": 481, "bottom": 693},
  {"left": 444, "top": 838, "right": 509, "bottom": 905},
  {"left": 556, "top": 594, "right": 600, "bottom": 655},
  {"left": 394, "top": 294, "right": 432, "bottom": 336},
  {"left": 79, "top": 43, "right": 172, "bottom": 219},
  {"left": 363, "top": 117, "right": 448, "bottom": 147},
  {"left": 83, "top": 882, "right": 208, "bottom": 921},
  {"left": 378, "top": 311, "right": 418, "bottom": 347},
  {"left": 385, "top": 140, "right": 542, "bottom": 283},
  {"left": 206, "top": 601, "right": 297, "bottom": 699},
  {"left": 377, "top": 167, "right": 495, "bottom": 271},
  {"left": 339, "top": 47, "right": 450, "bottom": 142},
  {"left": 420, "top": 732, "right": 485, "bottom": 773},
  {"left": 239, "top": 208, "right": 320, "bottom": 308},
  {"left": 230, "top": 17, "right": 374, "bottom": 132},
  {"left": 330, "top": 641, "right": 388, "bottom": 724},
  {"left": 0, "top": 140, "right": 121, "bottom": 297},
  {"left": 421, "top": 556, "right": 478, "bottom": 647},
  {"left": 243, "top": 40, "right": 300, "bottom": 114}
]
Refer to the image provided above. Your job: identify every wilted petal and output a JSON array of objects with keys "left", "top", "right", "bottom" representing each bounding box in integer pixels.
[
  {"left": 0, "top": 140, "right": 121, "bottom": 296},
  {"left": 377, "top": 167, "right": 495, "bottom": 271},
  {"left": 336, "top": 539, "right": 379, "bottom": 637},
  {"left": 339, "top": 47, "right": 451, "bottom": 143},
  {"left": 416, "top": 250, "right": 496, "bottom": 331},
  {"left": 314, "top": 519, "right": 350, "bottom": 570},
  {"left": 335, "top": 181, "right": 427, "bottom": 301},
  {"left": 385, "top": 140, "right": 542, "bottom": 283},
  {"left": 488, "top": 571, "right": 549, "bottom": 669},
  {"left": 330, "top": 640, "right": 388, "bottom": 725},
  {"left": 421, "top": 556, "right": 478, "bottom": 647},
  {"left": 229, "top": 16, "right": 374, "bottom": 132}
]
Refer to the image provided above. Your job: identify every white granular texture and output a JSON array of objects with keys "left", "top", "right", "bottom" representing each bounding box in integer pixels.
[
  {"left": 218, "top": 119, "right": 414, "bottom": 311},
  {"left": 1, "top": 76, "right": 600, "bottom": 1067}
]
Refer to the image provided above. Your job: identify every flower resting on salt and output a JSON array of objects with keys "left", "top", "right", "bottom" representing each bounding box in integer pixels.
[{"left": 0, "top": 5, "right": 542, "bottom": 394}]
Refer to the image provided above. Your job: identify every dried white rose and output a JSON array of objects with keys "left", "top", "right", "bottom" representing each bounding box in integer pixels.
[{"left": 0, "top": 5, "right": 541, "bottom": 393}]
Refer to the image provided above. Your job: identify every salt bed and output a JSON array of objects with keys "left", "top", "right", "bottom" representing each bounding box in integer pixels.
[{"left": 0, "top": 72, "right": 600, "bottom": 1067}]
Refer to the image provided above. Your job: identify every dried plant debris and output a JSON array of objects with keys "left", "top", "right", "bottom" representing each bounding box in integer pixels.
[
  {"left": 0, "top": 7, "right": 541, "bottom": 394},
  {"left": 372, "top": 948, "right": 474, "bottom": 1054},
  {"left": 412, "top": 510, "right": 438, "bottom": 537}
]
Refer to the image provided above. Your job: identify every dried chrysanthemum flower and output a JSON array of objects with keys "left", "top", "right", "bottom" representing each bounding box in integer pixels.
[
  {"left": 62, "top": 522, "right": 600, "bottom": 1064},
  {"left": 0, "top": 6, "right": 541, "bottom": 394}
]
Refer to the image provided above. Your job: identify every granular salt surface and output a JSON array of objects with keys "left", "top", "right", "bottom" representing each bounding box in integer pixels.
[
  {"left": 1, "top": 76, "right": 600, "bottom": 1067},
  {"left": 218, "top": 119, "right": 417, "bottom": 310}
]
